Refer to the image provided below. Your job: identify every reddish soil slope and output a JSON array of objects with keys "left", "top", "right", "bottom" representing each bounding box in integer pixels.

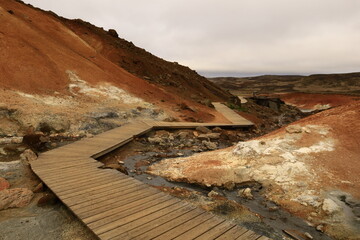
[
  {"left": 273, "top": 93, "right": 360, "bottom": 111},
  {"left": 0, "top": 0, "right": 233, "bottom": 122}
]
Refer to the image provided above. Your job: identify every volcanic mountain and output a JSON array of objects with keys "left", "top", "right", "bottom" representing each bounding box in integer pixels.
[{"left": 0, "top": 0, "right": 236, "bottom": 136}]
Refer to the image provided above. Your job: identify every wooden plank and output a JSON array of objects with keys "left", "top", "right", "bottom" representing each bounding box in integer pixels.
[
  {"left": 64, "top": 181, "right": 143, "bottom": 207},
  {"left": 194, "top": 221, "right": 237, "bottom": 240},
  {"left": 256, "top": 236, "right": 271, "bottom": 240},
  {"left": 237, "top": 230, "right": 262, "bottom": 240},
  {"left": 61, "top": 177, "right": 134, "bottom": 199},
  {"left": 71, "top": 184, "right": 150, "bottom": 212},
  {"left": 153, "top": 212, "right": 214, "bottom": 240},
  {"left": 47, "top": 173, "right": 125, "bottom": 194},
  {"left": 90, "top": 195, "right": 176, "bottom": 232},
  {"left": 94, "top": 198, "right": 179, "bottom": 235},
  {"left": 31, "top": 160, "right": 103, "bottom": 172},
  {"left": 83, "top": 191, "right": 167, "bottom": 224},
  {"left": 42, "top": 170, "right": 118, "bottom": 188},
  {"left": 33, "top": 166, "right": 105, "bottom": 180},
  {"left": 34, "top": 165, "right": 106, "bottom": 179},
  {"left": 77, "top": 187, "right": 159, "bottom": 218},
  {"left": 110, "top": 203, "right": 196, "bottom": 240},
  {"left": 173, "top": 217, "right": 225, "bottom": 240},
  {"left": 61, "top": 179, "right": 137, "bottom": 200},
  {"left": 215, "top": 225, "right": 249, "bottom": 240},
  {"left": 133, "top": 209, "right": 205, "bottom": 240},
  {"left": 109, "top": 204, "right": 196, "bottom": 240},
  {"left": 52, "top": 175, "right": 132, "bottom": 197}
]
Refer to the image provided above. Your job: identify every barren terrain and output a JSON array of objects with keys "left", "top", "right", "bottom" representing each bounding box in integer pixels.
[{"left": 1, "top": 1, "right": 360, "bottom": 240}]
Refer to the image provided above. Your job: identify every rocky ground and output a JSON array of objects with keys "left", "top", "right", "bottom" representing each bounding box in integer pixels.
[
  {"left": 148, "top": 102, "right": 360, "bottom": 240},
  {"left": 0, "top": 147, "right": 97, "bottom": 240},
  {"left": 0, "top": 95, "right": 319, "bottom": 240}
]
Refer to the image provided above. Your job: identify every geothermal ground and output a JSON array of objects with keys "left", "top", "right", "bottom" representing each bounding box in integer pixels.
[{"left": 1, "top": 0, "right": 360, "bottom": 240}]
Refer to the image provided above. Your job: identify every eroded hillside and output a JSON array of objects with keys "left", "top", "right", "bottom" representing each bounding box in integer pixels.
[{"left": 0, "top": 0, "right": 235, "bottom": 137}]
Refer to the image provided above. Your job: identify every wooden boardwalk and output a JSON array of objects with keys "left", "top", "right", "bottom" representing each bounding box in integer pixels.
[{"left": 30, "top": 103, "right": 271, "bottom": 240}]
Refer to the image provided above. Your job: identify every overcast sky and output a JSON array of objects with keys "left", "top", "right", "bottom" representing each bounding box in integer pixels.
[{"left": 23, "top": 0, "right": 360, "bottom": 77}]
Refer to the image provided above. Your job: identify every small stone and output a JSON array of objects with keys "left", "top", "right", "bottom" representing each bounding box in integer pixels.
[
  {"left": 148, "top": 137, "right": 164, "bottom": 144},
  {"left": 37, "top": 193, "right": 57, "bottom": 207},
  {"left": 198, "top": 133, "right": 221, "bottom": 140},
  {"left": 146, "top": 177, "right": 152, "bottom": 180},
  {"left": 108, "top": 29, "right": 118, "bottom": 38},
  {"left": 155, "top": 130, "right": 170, "bottom": 138},
  {"left": 50, "top": 142, "right": 57, "bottom": 147},
  {"left": 202, "top": 140, "right": 217, "bottom": 150},
  {"left": 16, "top": 146, "right": 26, "bottom": 152},
  {"left": 117, "top": 160, "right": 124, "bottom": 165},
  {"left": 11, "top": 137, "right": 23, "bottom": 144},
  {"left": 105, "top": 164, "right": 128, "bottom": 175},
  {"left": 322, "top": 198, "right": 342, "bottom": 215},
  {"left": 193, "top": 131, "right": 199, "bottom": 137},
  {"left": 33, "top": 182, "right": 44, "bottom": 193},
  {"left": 224, "top": 181, "right": 236, "bottom": 191},
  {"left": 39, "top": 136, "right": 49, "bottom": 143},
  {"left": 268, "top": 206, "right": 279, "bottom": 212},
  {"left": 310, "top": 212, "right": 318, "bottom": 217},
  {"left": 177, "top": 131, "right": 189, "bottom": 139},
  {"left": 195, "top": 126, "right": 211, "bottom": 134},
  {"left": 304, "top": 232, "right": 313, "bottom": 239},
  {"left": 0, "top": 177, "right": 10, "bottom": 191},
  {"left": 20, "top": 149, "right": 37, "bottom": 164},
  {"left": 286, "top": 125, "right": 303, "bottom": 134},
  {"left": 176, "top": 153, "right": 184, "bottom": 156},
  {"left": 238, "top": 188, "right": 253, "bottom": 199},
  {"left": 212, "top": 127, "right": 222, "bottom": 133},
  {"left": 316, "top": 224, "right": 325, "bottom": 232},
  {"left": 208, "top": 190, "right": 221, "bottom": 197}
]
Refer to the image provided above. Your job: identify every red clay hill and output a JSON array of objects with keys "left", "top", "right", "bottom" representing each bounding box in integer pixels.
[{"left": 0, "top": 0, "right": 235, "bottom": 123}]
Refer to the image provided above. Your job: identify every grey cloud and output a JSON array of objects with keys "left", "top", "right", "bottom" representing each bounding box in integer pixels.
[{"left": 23, "top": 0, "right": 360, "bottom": 75}]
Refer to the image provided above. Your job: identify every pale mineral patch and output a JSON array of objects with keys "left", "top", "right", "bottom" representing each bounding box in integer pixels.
[{"left": 67, "top": 70, "right": 145, "bottom": 104}]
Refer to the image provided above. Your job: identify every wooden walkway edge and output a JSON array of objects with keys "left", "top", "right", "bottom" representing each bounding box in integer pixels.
[{"left": 30, "top": 103, "right": 271, "bottom": 240}]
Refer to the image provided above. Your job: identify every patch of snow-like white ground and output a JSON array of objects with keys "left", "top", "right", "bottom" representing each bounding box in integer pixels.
[{"left": 66, "top": 70, "right": 146, "bottom": 105}]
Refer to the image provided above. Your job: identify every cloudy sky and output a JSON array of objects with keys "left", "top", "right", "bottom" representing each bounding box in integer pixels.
[{"left": 24, "top": 0, "right": 360, "bottom": 77}]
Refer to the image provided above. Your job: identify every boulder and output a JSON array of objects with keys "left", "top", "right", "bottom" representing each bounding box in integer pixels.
[
  {"left": 0, "top": 177, "right": 10, "bottom": 191},
  {"left": 197, "top": 133, "right": 221, "bottom": 140},
  {"left": 212, "top": 127, "right": 222, "bottom": 133},
  {"left": 148, "top": 137, "right": 164, "bottom": 144},
  {"left": 155, "top": 130, "right": 170, "bottom": 138},
  {"left": 202, "top": 140, "right": 217, "bottom": 150},
  {"left": 322, "top": 198, "right": 342, "bottom": 215},
  {"left": 107, "top": 29, "right": 118, "bottom": 38},
  {"left": 20, "top": 149, "right": 37, "bottom": 164},
  {"left": 238, "top": 188, "right": 254, "bottom": 199},
  {"left": 195, "top": 126, "right": 211, "bottom": 134},
  {"left": 177, "top": 131, "right": 189, "bottom": 139},
  {"left": 208, "top": 190, "right": 221, "bottom": 198},
  {"left": 105, "top": 163, "right": 128, "bottom": 175},
  {"left": 0, "top": 188, "right": 34, "bottom": 210},
  {"left": 223, "top": 181, "right": 236, "bottom": 191}
]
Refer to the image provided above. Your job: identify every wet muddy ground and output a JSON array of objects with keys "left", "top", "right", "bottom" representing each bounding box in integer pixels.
[{"left": 98, "top": 128, "right": 333, "bottom": 240}]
